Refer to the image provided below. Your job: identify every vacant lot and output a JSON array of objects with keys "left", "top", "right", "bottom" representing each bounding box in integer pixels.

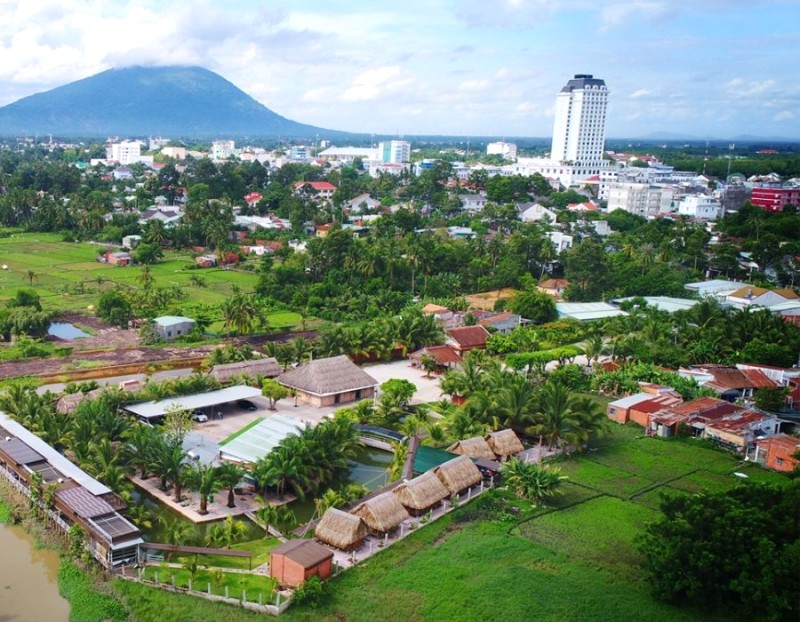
[{"left": 0, "top": 232, "right": 262, "bottom": 312}]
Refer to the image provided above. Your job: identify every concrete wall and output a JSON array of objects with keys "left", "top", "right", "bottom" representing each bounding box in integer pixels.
[{"left": 296, "top": 386, "right": 376, "bottom": 408}]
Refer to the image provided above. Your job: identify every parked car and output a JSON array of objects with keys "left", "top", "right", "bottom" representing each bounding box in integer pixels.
[
  {"left": 237, "top": 399, "right": 257, "bottom": 411},
  {"left": 192, "top": 410, "right": 208, "bottom": 423}
]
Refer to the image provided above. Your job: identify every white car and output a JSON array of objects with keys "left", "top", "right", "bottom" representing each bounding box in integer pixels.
[{"left": 192, "top": 410, "right": 208, "bottom": 423}]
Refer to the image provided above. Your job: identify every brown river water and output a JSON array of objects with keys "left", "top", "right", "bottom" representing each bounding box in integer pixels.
[{"left": 0, "top": 523, "right": 70, "bottom": 622}]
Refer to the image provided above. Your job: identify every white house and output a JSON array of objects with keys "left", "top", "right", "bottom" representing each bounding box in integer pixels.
[
  {"left": 519, "top": 203, "right": 556, "bottom": 223},
  {"left": 460, "top": 192, "right": 489, "bottom": 214},
  {"left": 347, "top": 193, "right": 381, "bottom": 213},
  {"left": 547, "top": 231, "right": 573, "bottom": 253},
  {"left": 486, "top": 142, "right": 518, "bottom": 159},
  {"left": 677, "top": 195, "right": 721, "bottom": 220},
  {"left": 725, "top": 286, "right": 799, "bottom": 309}
]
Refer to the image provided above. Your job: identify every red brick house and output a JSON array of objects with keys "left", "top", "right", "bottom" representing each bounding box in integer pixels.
[
  {"left": 752, "top": 434, "right": 800, "bottom": 473},
  {"left": 269, "top": 539, "right": 333, "bottom": 588}
]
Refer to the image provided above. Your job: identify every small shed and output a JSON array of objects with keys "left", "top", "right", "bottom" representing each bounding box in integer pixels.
[
  {"left": 269, "top": 539, "right": 334, "bottom": 588},
  {"left": 277, "top": 355, "right": 378, "bottom": 407},
  {"left": 392, "top": 471, "right": 449, "bottom": 517},
  {"left": 433, "top": 456, "right": 483, "bottom": 496},
  {"left": 447, "top": 436, "right": 496, "bottom": 460},
  {"left": 209, "top": 358, "right": 282, "bottom": 384},
  {"left": 485, "top": 429, "right": 524, "bottom": 461},
  {"left": 351, "top": 491, "right": 409, "bottom": 535},
  {"left": 315, "top": 508, "right": 369, "bottom": 551},
  {"left": 153, "top": 316, "right": 195, "bottom": 341}
]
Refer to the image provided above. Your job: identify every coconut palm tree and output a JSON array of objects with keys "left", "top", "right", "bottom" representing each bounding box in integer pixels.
[
  {"left": 207, "top": 516, "right": 249, "bottom": 549},
  {"left": 187, "top": 464, "right": 222, "bottom": 515},
  {"left": 531, "top": 382, "right": 581, "bottom": 452},
  {"left": 150, "top": 437, "right": 188, "bottom": 502},
  {"left": 255, "top": 502, "right": 296, "bottom": 533},
  {"left": 216, "top": 462, "right": 245, "bottom": 509},
  {"left": 125, "top": 424, "right": 158, "bottom": 479}
]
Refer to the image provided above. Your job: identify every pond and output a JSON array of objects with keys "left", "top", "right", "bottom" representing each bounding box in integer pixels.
[
  {"left": 133, "top": 447, "right": 393, "bottom": 541},
  {"left": 48, "top": 322, "right": 91, "bottom": 340}
]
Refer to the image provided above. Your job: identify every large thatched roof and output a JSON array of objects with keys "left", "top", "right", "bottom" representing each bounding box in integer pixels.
[
  {"left": 351, "top": 491, "right": 409, "bottom": 533},
  {"left": 433, "top": 456, "right": 482, "bottom": 494},
  {"left": 392, "top": 471, "right": 449, "bottom": 511},
  {"left": 278, "top": 355, "right": 378, "bottom": 397},
  {"left": 209, "top": 357, "right": 281, "bottom": 383},
  {"left": 315, "top": 508, "right": 368, "bottom": 550},
  {"left": 485, "top": 429, "right": 524, "bottom": 457},
  {"left": 447, "top": 436, "right": 495, "bottom": 460}
]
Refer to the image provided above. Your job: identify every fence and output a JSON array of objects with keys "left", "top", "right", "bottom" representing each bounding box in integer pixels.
[{"left": 116, "top": 569, "right": 293, "bottom": 616}]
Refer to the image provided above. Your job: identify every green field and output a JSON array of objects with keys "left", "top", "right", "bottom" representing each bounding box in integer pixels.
[
  {"left": 106, "top": 426, "right": 788, "bottom": 622},
  {"left": 275, "top": 428, "right": 780, "bottom": 622},
  {"left": 0, "top": 232, "right": 263, "bottom": 312}
]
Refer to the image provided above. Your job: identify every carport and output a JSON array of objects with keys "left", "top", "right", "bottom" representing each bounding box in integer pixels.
[{"left": 123, "top": 385, "right": 262, "bottom": 424}]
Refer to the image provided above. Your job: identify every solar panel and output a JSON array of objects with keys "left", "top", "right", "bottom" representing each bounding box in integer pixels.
[
  {"left": 0, "top": 438, "right": 45, "bottom": 465},
  {"left": 91, "top": 514, "right": 140, "bottom": 540}
]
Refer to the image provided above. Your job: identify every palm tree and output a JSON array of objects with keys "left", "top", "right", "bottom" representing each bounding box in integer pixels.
[
  {"left": 151, "top": 437, "right": 188, "bottom": 502},
  {"left": 137, "top": 264, "right": 154, "bottom": 291},
  {"left": 388, "top": 441, "right": 408, "bottom": 481},
  {"left": 500, "top": 458, "right": 564, "bottom": 503},
  {"left": 216, "top": 462, "right": 245, "bottom": 509},
  {"left": 255, "top": 502, "right": 296, "bottom": 533},
  {"left": 531, "top": 383, "right": 580, "bottom": 452},
  {"left": 187, "top": 464, "right": 222, "bottom": 515},
  {"left": 207, "top": 516, "right": 249, "bottom": 549},
  {"left": 26, "top": 270, "right": 37, "bottom": 285},
  {"left": 580, "top": 334, "right": 606, "bottom": 368},
  {"left": 125, "top": 424, "right": 158, "bottom": 479}
]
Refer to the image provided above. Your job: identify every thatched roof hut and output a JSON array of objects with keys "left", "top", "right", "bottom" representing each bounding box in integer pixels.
[
  {"left": 447, "top": 436, "right": 495, "bottom": 460},
  {"left": 315, "top": 508, "right": 369, "bottom": 551},
  {"left": 209, "top": 357, "right": 282, "bottom": 384},
  {"left": 351, "top": 491, "right": 409, "bottom": 534},
  {"left": 392, "top": 471, "right": 449, "bottom": 516},
  {"left": 433, "top": 456, "right": 483, "bottom": 495},
  {"left": 55, "top": 389, "right": 104, "bottom": 415},
  {"left": 485, "top": 429, "right": 524, "bottom": 459}
]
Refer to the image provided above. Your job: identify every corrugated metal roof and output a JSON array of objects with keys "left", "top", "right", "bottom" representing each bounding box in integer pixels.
[
  {"left": 0, "top": 438, "right": 45, "bottom": 465},
  {"left": 557, "top": 302, "right": 628, "bottom": 321},
  {"left": 219, "top": 414, "right": 304, "bottom": 463},
  {"left": 608, "top": 392, "right": 654, "bottom": 409},
  {"left": 124, "top": 385, "right": 262, "bottom": 419},
  {"left": 0, "top": 413, "right": 110, "bottom": 496},
  {"left": 57, "top": 486, "right": 115, "bottom": 519}
]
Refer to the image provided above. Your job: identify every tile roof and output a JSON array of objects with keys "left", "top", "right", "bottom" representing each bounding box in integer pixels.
[
  {"left": 477, "top": 312, "right": 518, "bottom": 326},
  {"left": 446, "top": 326, "right": 490, "bottom": 349},
  {"left": 57, "top": 486, "right": 116, "bottom": 519},
  {"left": 409, "top": 345, "right": 462, "bottom": 366}
]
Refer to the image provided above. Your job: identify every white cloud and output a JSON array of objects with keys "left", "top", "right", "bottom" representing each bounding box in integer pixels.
[
  {"left": 599, "top": 1, "right": 674, "bottom": 31},
  {"left": 459, "top": 79, "right": 491, "bottom": 92},
  {"left": 723, "top": 78, "right": 776, "bottom": 99},
  {"left": 629, "top": 88, "right": 653, "bottom": 99},
  {"left": 341, "top": 66, "right": 412, "bottom": 102},
  {"left": 774, "top": 110, "right": 795, "bottom": 122}
]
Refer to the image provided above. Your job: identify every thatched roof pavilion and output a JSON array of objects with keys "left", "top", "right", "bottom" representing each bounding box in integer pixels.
[
  {"left": 351, "top": 491, "right": 409, "bottom": 534},
  {"left": 392, "top": 471, "right": 449, "bottom": 516},
  {"left": 209, "top": 358, "right": 282, "bottom": 384},
  {"left": 433, "top": 456, "right": 482, "bottom": 495},
  {"left": 315, "top": 508, "right": 369, "bottom": 551},
  {"left": 447, "top": 436, "right": 495, "bottom": 460},
  {"left": 485, "top": 429, "right": 524, "bottom": 459}
]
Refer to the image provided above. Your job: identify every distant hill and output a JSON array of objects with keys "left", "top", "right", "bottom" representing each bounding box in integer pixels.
[{"left": 0, "top": 65, "right": 346, "bottom": 139}]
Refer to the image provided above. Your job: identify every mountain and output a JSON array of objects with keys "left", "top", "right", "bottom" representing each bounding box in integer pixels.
[{"left": 0, "top": 65, "right": 345, "bottom": 139}]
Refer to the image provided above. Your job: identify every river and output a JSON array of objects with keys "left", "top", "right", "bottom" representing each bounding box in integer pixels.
[{"left": 0, "top": 522, "right": 70, "bottom": 622}]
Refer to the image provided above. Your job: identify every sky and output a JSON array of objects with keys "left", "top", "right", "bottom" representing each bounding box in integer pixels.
[{"left": 0, "top": 0, "right": 798, "bottom": 139}]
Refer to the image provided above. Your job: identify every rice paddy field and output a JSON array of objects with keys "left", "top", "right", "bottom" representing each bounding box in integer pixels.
[
  {"left": 0, "top": 232, "right": 265, "bottom": 313},
  {"left": 112, "top": 425, "right": 789, "bottom": 622}
]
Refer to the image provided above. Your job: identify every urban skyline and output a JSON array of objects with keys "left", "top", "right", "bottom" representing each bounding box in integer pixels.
[{"left": 0, "top": 1, "right": 798, "bottom": 139}]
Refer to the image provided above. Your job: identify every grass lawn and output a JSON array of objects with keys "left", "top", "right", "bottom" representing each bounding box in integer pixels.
[
  {"left": 139, "top": 565, "right": 277, "bottom": 600},
  {"left": 0, "top": 232, "right": 261, "bottom": 313},
  {"left": 171, "top": 536, "right": 278, "bottom": 570}
]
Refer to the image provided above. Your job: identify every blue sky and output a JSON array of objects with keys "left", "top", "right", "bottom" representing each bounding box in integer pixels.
[{"left": 0, "top": 0, "right": 798, "bottom": 139}]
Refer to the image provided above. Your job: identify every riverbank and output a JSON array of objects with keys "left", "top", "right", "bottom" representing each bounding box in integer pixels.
[{"left": 0, "top": 480, "right": 125, "bottom": 622}]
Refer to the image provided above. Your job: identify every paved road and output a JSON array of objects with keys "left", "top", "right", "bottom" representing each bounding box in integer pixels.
[{"left": 36, "top": 367, "right": 195, "bottom": 395}]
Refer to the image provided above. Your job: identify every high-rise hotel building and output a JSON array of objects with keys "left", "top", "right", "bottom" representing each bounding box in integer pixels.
[
  {"left": 511, "top": 74, "right": 610, "bottom": 186},
  {"left": 550, "top": 74, "right": 608, "bottom": 169}
]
